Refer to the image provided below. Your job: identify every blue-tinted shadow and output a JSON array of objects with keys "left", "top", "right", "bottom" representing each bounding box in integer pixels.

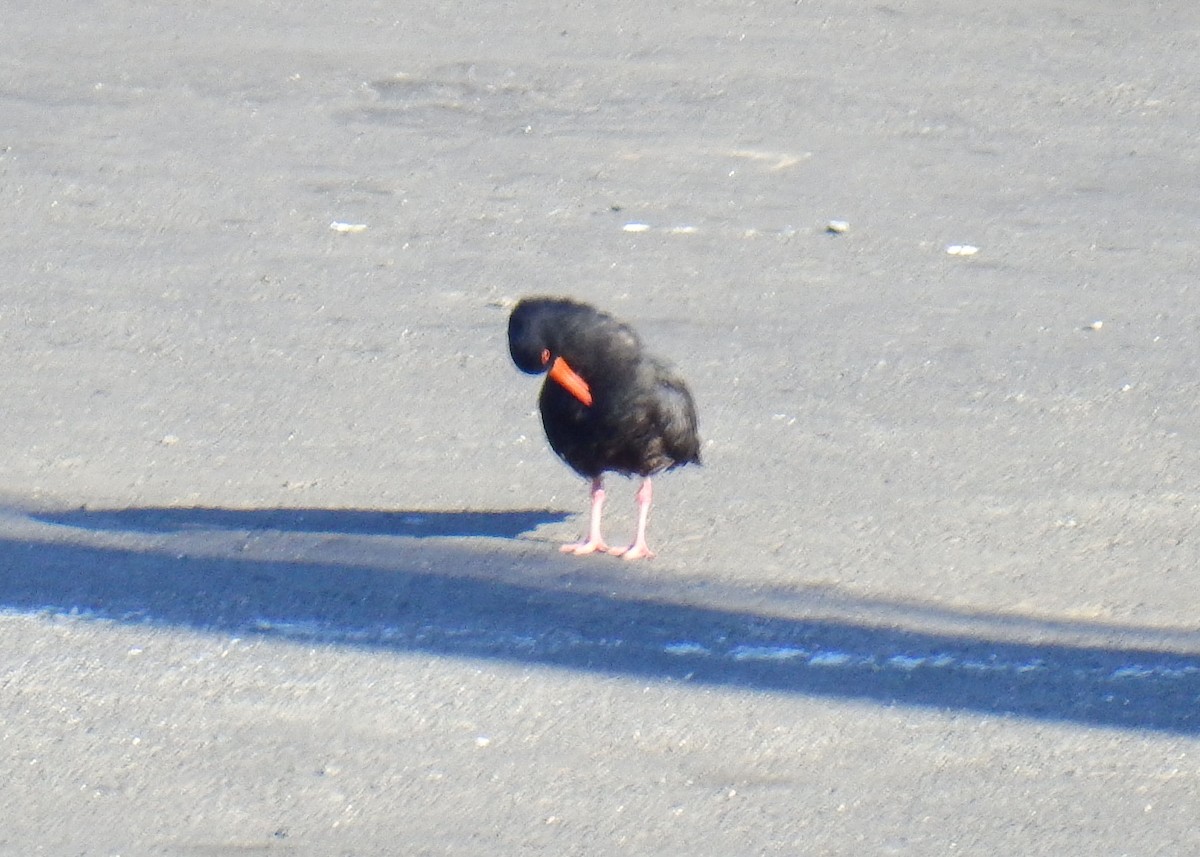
[
  {"left": 4, "top": 506, "right": 1199, "bottom": 735},
  {"left": 32, "top": 507, "right": 571, "bottom": 539}
]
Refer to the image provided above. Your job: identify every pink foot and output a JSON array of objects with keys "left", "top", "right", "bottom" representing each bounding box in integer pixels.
[
  {"left": 607, "top": 477, "right": 657, "bottom": 560},
  {"left": 561, "top": 477, "right": 609, "bottom": 556},
  {"left": 561, "top": 538, "right": 610, "bottom": 556},
  {"left": 609, "top": 541, "right": 656, "bottom": 560}
]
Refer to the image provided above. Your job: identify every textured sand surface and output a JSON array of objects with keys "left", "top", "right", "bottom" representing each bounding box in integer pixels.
[{"left": 3, "top": 1, "right": 1200, "bottom": 853}]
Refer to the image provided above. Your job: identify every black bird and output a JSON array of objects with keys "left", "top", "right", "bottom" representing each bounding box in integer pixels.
[{"left": 508, "top": 296, "right": 700, "bottom": 559}]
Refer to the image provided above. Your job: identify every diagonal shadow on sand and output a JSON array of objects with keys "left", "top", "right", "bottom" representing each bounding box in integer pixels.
[
  {"left": 31, "top": 506, "right": 573, "bottom": 539},
  {"left": 3, "top": 505, "right": 1199, "bottom": 735}
]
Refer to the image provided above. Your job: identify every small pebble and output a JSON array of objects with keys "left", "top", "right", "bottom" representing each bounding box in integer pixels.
[
  {"left": 826, "top": 219, "right": 850, "bottom": 234},
  {"left": 622, "top": 222, "right": 651, "bottom": 233},
  {"left": 330, "top": 221, "right": 368, "bottom": 233},
  {"left": 946, "top": 244, "right": 979, "bottom": 256},
  {"left": 1085, "top": 320, "right": 1104, "bottom": 331}
]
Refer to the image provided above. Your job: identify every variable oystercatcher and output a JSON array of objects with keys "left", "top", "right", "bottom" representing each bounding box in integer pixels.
[{"left": 508, "top": 296, "right": 700, "bottom": 559}]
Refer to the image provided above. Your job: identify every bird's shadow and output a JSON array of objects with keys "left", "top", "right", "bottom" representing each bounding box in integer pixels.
[{"left": 4, "top": 503, "right": 1200, "bottom": 736}]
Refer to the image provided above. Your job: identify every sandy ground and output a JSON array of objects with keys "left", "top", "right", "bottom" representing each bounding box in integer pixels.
[{"left": 3, "top": 0, "right": 1200, "bottom": 853}]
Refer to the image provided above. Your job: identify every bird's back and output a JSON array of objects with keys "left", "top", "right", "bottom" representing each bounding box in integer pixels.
[
  {"left": 511, "top": 296, "right": 700, "bottom": 480},
  {"left": 540, "top": 339, "right": 700, "bottom": 480}
]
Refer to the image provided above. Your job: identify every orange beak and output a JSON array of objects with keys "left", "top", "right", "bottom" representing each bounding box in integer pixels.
[{"left": 547, "top": 356, "right": 593, "bottom": 407}]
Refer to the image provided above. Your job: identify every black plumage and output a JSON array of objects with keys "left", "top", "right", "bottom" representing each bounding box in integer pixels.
[{"left": 508, "top": 296, "right": 700, "bottom": 559}]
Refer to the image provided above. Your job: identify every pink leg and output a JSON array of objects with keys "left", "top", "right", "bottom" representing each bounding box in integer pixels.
[
  {"left": 611, "top": 478, "right": 656, "bottom": 560},
  {"left": 561, "top": 477, "right": 610, "bottom": 555}
]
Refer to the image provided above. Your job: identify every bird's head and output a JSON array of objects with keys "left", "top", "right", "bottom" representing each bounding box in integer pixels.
[
  {"left": 507, "top": 298, "right": 593, "bottom": 407},
  {"left": 507, "top": 300, "right": 551, "bottom": 374}
]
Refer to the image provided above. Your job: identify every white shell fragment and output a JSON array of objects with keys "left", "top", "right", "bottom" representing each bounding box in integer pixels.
[
  {"left": 1085, "top": 320, "right": 1104, "bottom": 331},
  {"left": 945, "top": 244, "right": 979, "bottom": 256},
  {"left": 826, "top": 219, "right": 850, "bottom": 234},
  {"left": 330, "top": 221, "right": 368, "bottom": 233},
  {"left": 622, "top": 222, "right": 651, "bottom": 233}
]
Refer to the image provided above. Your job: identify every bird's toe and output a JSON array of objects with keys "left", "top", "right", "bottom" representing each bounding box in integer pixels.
[
  {"left": 561, "top": 539, "right": 609, "bottom": 556},
  {"left": 610, "top": 542, "right": 656, "bottom": 561}
]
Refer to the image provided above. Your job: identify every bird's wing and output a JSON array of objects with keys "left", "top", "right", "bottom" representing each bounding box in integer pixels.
[{"left": 649, "top": 362, "right": 701, "bottom": 464}]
